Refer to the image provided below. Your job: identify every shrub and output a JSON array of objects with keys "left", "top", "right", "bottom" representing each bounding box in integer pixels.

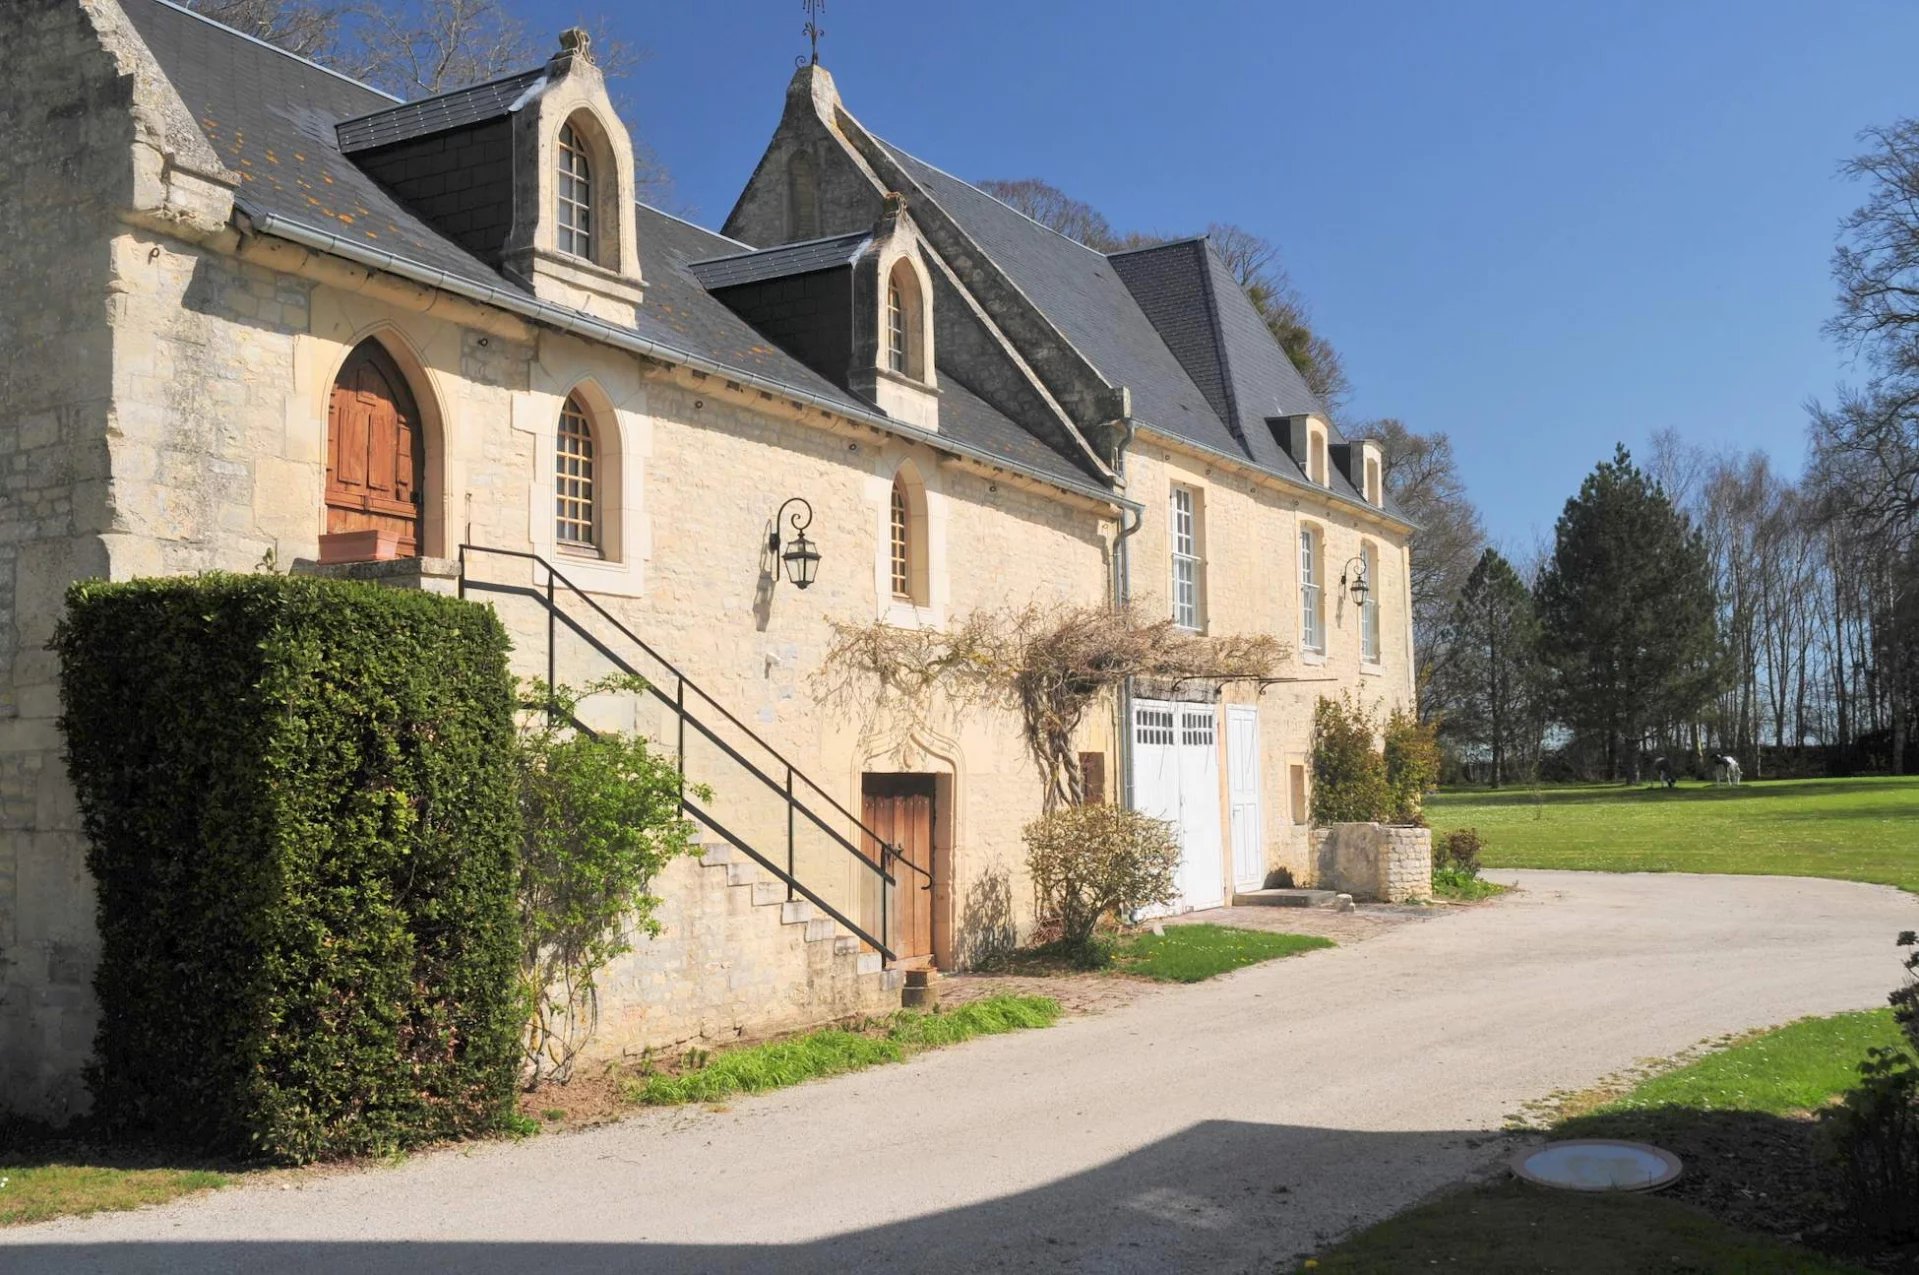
[
  {"left": 1383, "top": 709, "right": 1442, "bottom": 825},
  {"left": 1023, "top": 804, "right": 1180, "bottom": 966},
  {"left": 1311, "top": 693, "right": 1390, "bottom": 825},
  {"left": 1436, "top": 827, "right": 1484, "bottom": 876},
  {"left": 1823, "top": 1047, "right": 1919, "bottom": 1240},
  {"left": 55, "top": 574, "right": 522, "bottom": 1162},
  {"left": 517, "top": 678, "right": 702, "bottom": 1086}
]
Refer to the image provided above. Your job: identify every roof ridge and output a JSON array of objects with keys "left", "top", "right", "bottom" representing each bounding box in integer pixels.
[
  {"left": 144, "top": 0, "right": 401, "bottom": 104},
  {"left": 1104, "top": 234, "right": 1207, "bottom": 259},
  {"left": 334, "top": 64, "right": 547, "bottom": 127},
  {"left": 869, "top": 138, "right": 1118, "bottom": 262},
  {"left": 687, "top": 227, "right": 870, "bottom": 265}
]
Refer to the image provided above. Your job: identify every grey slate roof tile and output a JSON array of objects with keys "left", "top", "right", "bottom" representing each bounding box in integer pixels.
[
  {"left": 335, "top": 69, "right": 546, "bottom": 153},
  {"left": 687, "top": 232, "right": 873, "bottom": 290}
]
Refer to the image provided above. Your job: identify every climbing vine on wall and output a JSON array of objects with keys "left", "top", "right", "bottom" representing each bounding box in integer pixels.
[{"left": 819, "top": 605, "right": 1284, "bottom": 813}]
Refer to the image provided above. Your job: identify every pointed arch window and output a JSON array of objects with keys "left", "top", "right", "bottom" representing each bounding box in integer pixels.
[
  {"left": 890, "top": 476, "right": 911, "bottom": 598},
  {"left": 883, "top": 260, "right": 926, "bottom": 381},
  {"left": 557, "top": 121, "right": 593, "bottom": 260},
  {"left": 555, "top": 395, "right": 598, "bottom": 550}
]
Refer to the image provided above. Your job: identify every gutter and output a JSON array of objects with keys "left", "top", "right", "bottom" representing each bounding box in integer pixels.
[
  {"left": 1109, "top": 418, "right": 1142, "bottom": 813},
  {"left": 241, "top": 210, "right": 1131, "bottom": 512}
]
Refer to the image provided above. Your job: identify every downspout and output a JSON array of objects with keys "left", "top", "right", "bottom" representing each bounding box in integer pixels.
[{"left": 1108, "top": 418, "right": 1141, "bottom": 811}]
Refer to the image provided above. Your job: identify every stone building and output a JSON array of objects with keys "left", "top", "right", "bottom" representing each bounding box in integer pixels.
[{"left": 0, "top": 0, "right": 1416, "bottom": 1118}]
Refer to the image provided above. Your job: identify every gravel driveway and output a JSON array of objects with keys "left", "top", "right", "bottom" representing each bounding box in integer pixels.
[{"left": 8, "top": 869, "right": 1913, "bottom": 1273}]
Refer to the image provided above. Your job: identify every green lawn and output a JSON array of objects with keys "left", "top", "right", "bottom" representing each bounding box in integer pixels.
[
  {"left": 625, "top": 994, "right": 1061, "bottom": 1105},
  {"left": 1427, "top": 775, "right": 1919, "bottom": 891},
  {"left": 1306, "top": 1011, "right": 1897, "bottom": 1274},
  {"left": 1115, "top": 924, "right": 1333, "bottom": 982},
  {"left": 0, "top": 1163, "right": 231, "bottom": 1228}
]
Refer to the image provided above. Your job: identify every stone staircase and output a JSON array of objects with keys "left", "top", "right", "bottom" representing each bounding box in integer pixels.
[{"left": 584, "top": 838, "right": 904, "bottom": 1063}]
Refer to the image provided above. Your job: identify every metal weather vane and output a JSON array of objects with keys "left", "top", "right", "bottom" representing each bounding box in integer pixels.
[{"left": 801, "top": 0, "right": 825, "bottom": 66}]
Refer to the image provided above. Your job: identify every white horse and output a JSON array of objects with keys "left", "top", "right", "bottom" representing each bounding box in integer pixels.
[{"left": 1713, "top": 755, "right": 1742, "bottom": 787}]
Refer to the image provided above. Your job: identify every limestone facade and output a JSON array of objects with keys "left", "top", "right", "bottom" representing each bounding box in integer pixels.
[{"left": 1, "top": 0, "right": 1419, "bottom": 1118}]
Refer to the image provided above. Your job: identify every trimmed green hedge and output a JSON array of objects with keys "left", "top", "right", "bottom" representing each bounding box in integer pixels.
[{"left": 55, "top": 574, "right": 522, "bottom": 1162}]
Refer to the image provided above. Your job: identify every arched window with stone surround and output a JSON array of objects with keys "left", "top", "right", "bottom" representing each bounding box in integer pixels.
[
  {"left": 887, "top": 464, "right": 929, "bottom": 607},
  {"left": 884, "top": 260, "right": 925, "bottom": 381},
  {"left": 556, "top": 120, "right": 593, "bottom": 260},
  {"left": 555, "top": 394, "right": 599, "bottom": 551}
]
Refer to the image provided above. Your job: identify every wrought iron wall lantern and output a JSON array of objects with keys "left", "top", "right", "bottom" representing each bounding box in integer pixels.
[
  {"left": 1339, "top": 555, "right": 1370, "bottom": 607},
  {"left": 770, "top": 497, "right": 820, "bottom": 589}
]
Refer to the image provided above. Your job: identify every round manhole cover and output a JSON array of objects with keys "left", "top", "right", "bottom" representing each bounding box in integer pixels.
[{"left": 1510, "top": 1140, "right": 1683, "bottom": 1192}]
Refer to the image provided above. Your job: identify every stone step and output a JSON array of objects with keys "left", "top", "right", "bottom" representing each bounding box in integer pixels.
[
  {"left": 882, "top": 968, "right": 906, "bottom": 992},
  {"left": 726, "top": 860, "right": 761, "bottom": 887},
  {"left": 834, "top": 935, "right": 861, "bottom": 956},
  {"left": 751, "top": 879, "right": 786, "bottom": 907},
  {"left": 1231, "top": 888, "right": 1353, "bottom": 910},
  {"left": 780, "top": 899, "right": 816, "bottom": 925},
  {"left": 699, "top": 842, "right": 736, "bottom": 867},
  {"left": 854, "top": 951, "right": 882, "bottom": 976},
  {"left": 804, "top": 917, "right": 838, "bottom": 942}
]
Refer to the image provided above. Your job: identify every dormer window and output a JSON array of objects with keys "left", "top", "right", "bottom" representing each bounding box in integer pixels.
[
  {"left": 888, "top": 276, "right": 908, "bottom": 374},
  {"left": 556, "top": 121, "right": 593, "bottom": 260},
  {"left": 1366, "top": 457, "right": 1382, "bottom": 505},
  {"left": 884, "top": 260, "right": 926, "bottom": 381},
  {"left": 1309, "top": 426, "right": 1328, "bottom": 486}
]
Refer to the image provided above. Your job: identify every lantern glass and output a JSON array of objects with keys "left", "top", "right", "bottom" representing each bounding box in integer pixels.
[{"left": 783, "top": 532, "right": 820, "bottom": 589}]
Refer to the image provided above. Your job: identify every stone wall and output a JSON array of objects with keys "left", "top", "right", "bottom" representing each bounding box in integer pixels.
[
  {"left": 1312, "top": 823, "right": 1433, "bottom": 903},
  {"left": 1123, "top": 442, "right": 1418, "bottom": 893}
]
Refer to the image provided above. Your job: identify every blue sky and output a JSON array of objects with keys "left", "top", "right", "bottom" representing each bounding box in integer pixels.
[{"left": 520, "top": 1, "right": 1919, "bottom": 548}]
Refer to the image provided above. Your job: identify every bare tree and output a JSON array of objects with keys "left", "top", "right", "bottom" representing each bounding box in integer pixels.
[
  {"left": 1368, "top": 419, "right": 1487, "bottom": 715},
  {"left": 978, "top": 179, "right": 1124, "bottom": 252}
]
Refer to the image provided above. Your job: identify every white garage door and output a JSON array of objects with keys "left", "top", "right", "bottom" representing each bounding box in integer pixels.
[{"left": 1130, "top": 699, "right": 1225, "bottom": 913}]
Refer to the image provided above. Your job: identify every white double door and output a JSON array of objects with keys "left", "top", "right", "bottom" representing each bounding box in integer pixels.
[{"left": 1131, "top": 699, "right": 1235, "bottom": 912}]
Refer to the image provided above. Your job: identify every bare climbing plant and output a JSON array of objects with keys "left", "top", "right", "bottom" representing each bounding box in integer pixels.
[{"left": 818, "top": 604, "right": 1284, "bottom": 813}]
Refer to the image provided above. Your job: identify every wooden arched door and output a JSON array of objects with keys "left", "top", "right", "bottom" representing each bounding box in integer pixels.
[{"left": 326, "top": 341, "right": 426, "bottom": 556}]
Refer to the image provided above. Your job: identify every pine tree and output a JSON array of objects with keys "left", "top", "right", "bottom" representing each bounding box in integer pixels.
[
  {"left": 1434, "top": 548, "right": 1542, "bottom": 786},
  {"left": 1536, "top": 445, "right": 1722, "bottom": 779}
]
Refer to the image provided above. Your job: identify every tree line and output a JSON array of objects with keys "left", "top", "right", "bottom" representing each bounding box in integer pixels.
[{"left": 1426, "top": 120, "right": 1919, "bottom": 784}]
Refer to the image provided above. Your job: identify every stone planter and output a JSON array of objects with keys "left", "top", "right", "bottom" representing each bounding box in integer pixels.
[{"left": 1310, "top": 822, "right": 1433, "bottom": 903}]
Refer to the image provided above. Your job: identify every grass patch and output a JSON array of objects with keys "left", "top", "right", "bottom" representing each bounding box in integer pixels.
[
  {"left": 1575, "top": 1009, "right": 1900, "bottom": 1120},
  {"left": 1309, "top": 1009, "right": 1899, "bottom": 1272},
  {"left": 1112, "top": 924, "right": 1332, "bottom": 982},
  {"left": 0, "top": 1158, "right": 231, "bottom": 1228},
  {"left": 1427, "top": 775, "right": 1919, "bottom": 891},
  {"left": 1431, "top": 866, "right": 1510, "bottom": 902},
  {"left": 626, "top": 994, "right": 1060, "bottom": 1106}
]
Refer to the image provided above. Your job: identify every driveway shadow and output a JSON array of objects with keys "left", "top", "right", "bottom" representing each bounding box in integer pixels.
[{"left": 4, "top": 1120, "right": 1505, "bottom": 1273}]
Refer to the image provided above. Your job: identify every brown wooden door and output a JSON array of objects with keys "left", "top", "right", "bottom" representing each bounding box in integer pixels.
[
  {"left": 862, "top": 774, "right": 936, "bottom": 965},
  {"left": 327, "top": 342, "right": 425, "bottom": 555}
]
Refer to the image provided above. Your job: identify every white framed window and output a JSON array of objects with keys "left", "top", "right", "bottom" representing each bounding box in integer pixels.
[
  {"left": 1300, "top": 525, "right": 1324, "bottom": 654},
  {"left": 889, "top": 476, "right": 911, "bottom": 598},
  {"left": 887, "top": 277, "right": 908, "bottom": 374},
  {"left": 1361, "top": 542, "right": 1381, "bottom": 663},
  {"left": 556, "top": 121, "right": 593, "bottom": 260},
  {"left": 1170, "top": 485, "right": 1203, "bottom": 630},
  {"left": 555, "top": 396, "right": 597, "bottom": 550}
]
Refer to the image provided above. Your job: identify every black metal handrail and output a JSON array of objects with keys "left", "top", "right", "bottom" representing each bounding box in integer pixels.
[{"left": 458, "top": 544, "right": 918, "bottom": 957}]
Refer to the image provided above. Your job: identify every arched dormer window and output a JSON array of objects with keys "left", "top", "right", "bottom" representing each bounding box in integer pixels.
[
  {"left": 555, "top": 394, "right": 599, "bottom": 551},
  {"left": 884, "top": 260, "right": 926, "bottom": 381},
  {"left": 556, "top": 120, "right": 593, "bottom": 261},
  {"left": 886, "top": 465, "right": 929, "bottom": 607},
  {"left": 1309, "top": 425, "right": 1328, "bottom": 486},
  {"left": 787, "top": 150, "right": 819, "bottom": 240}
]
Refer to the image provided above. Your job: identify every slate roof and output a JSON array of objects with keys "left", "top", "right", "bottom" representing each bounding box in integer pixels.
[
  {"left": 687, "top": 232, "right": 872, "bottom": 290},
  {"left": 869, "top": 141, "right": 1400, "bottom": 516},
  {"left": 122, "top": 0, "right": 510, "bottom": 290},
  {"left": 116, "top": 0, "right": 1103, "bottom": 497},
  {"left": 877, "top": 143, "right": 1251, "bottom": 461},
  {"left": 336, "top": 69, "right": 546, "bottom": 153}
]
